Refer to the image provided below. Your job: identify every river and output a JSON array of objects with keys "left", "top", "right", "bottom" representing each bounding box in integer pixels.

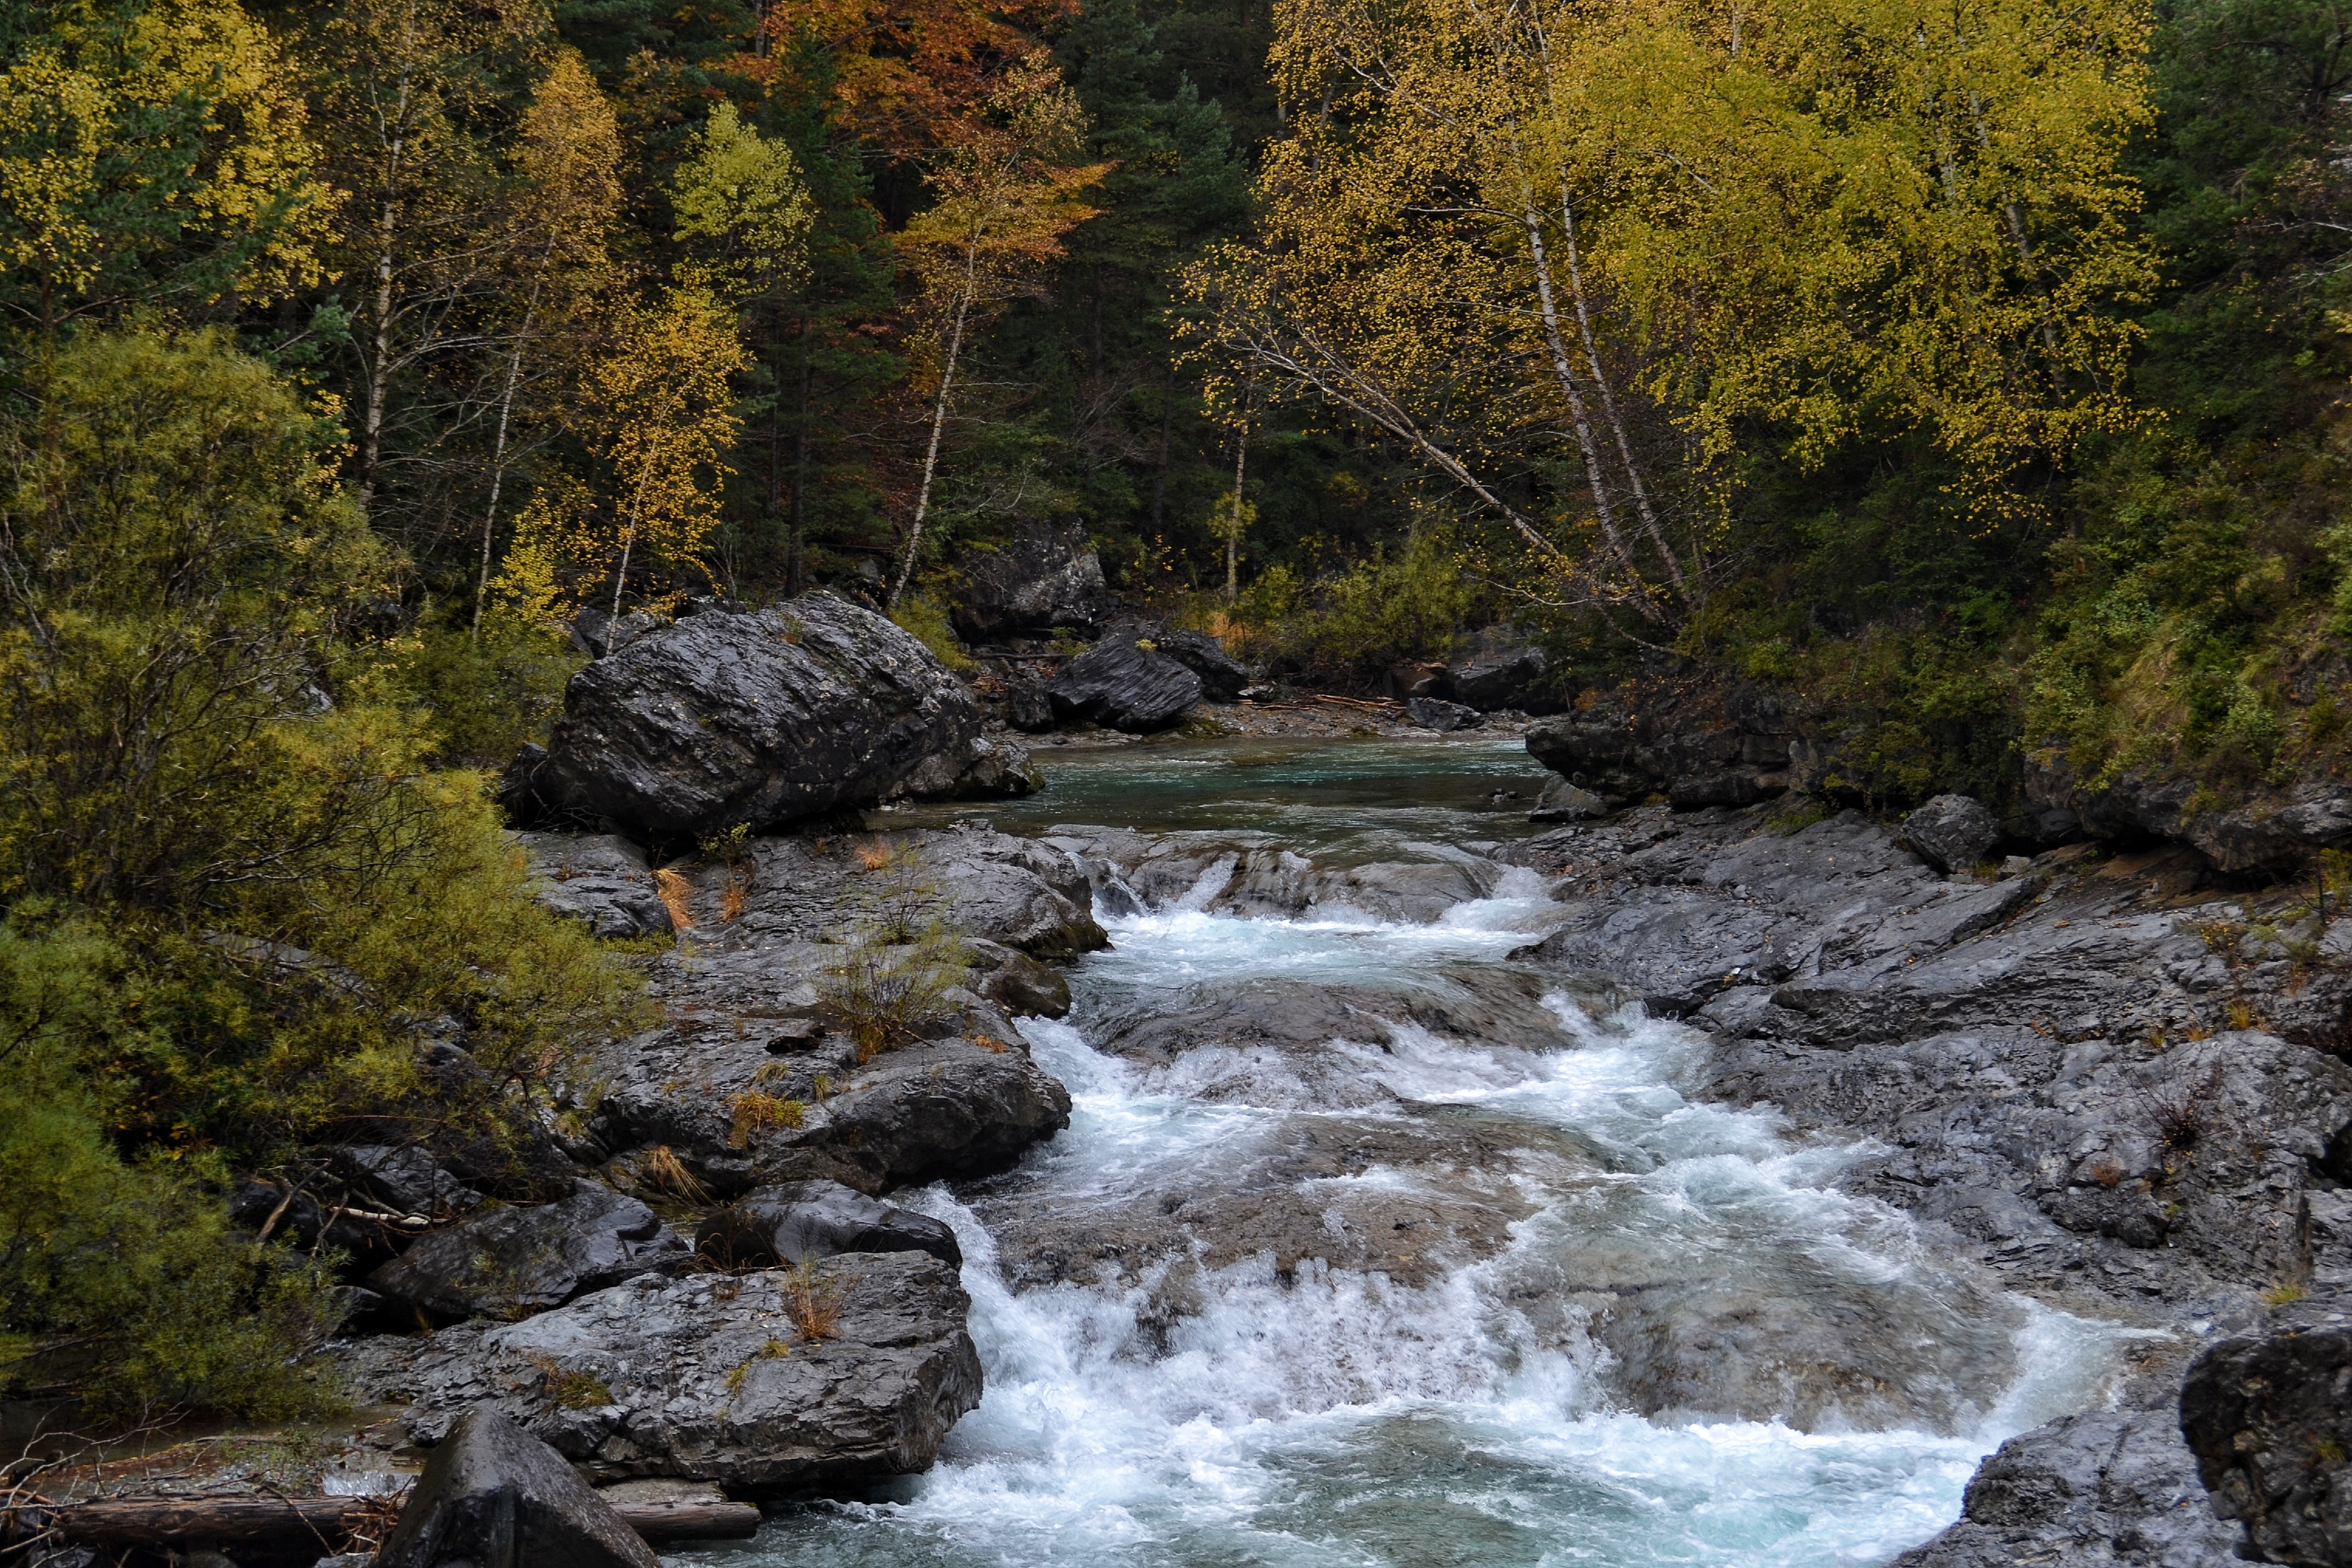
[{"left": 673, "top": 736, "right": 2135, "bottom": 1567}]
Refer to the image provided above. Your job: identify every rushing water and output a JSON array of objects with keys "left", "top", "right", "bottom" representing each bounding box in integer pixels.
[{"left": 673, "top": 736, "right": 2134, "bottom": 1568}]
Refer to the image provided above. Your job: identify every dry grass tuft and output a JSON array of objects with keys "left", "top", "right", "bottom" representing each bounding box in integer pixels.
[
  {"left": 719, "top": 873, "right": 748, "bottom": 922},
  {"left": 855, "top": 838, "right": 894, "bottom": 872},
  {"left": 641, "top": 1143, "right": 709, "bottom": 1203},
  {"left": 971, "top": 1033, "right": 1008, "bottom": 1054},
  {"left": 726, "top": 1090, "right": 807, "bottom": 1147},
  {"left": 654, "top": 867, "right": 697, "bottom": 928},
  {"left": 783, "top": 1257, "right": 844, "bottom": 1340}
]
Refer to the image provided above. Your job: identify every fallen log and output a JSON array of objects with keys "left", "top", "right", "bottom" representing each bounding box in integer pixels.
[{"left": 42, "top": 1492, "right": 761, "bottom": 1548}]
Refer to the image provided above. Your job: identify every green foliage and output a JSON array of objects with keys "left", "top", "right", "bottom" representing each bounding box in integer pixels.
[
  {"left": 1282, "top": 528, "right": 1478, "bottom": 672},
  {"left": 0, "top": 913, "right": 344, "bottom": 1419},
  {"left": 889, "top": 592, "right": 975, "bottom": 673},
  {"left": 375, "top": 607, "right": 581, "bottom": 770}
]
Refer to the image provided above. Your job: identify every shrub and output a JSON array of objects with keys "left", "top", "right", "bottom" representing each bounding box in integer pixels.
[
  {"left": 782, "top": 1258, "right": 842, "bottom": 1340},
  {"left": 889, "top": 593, "right": 975, "bottom": 673}
]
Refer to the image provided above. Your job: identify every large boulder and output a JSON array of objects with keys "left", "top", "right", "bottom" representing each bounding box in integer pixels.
[
  {"left": 370, "top": 1185, "right": 687, "bottom": 1324},
  {"left": 377, "top": 1408, "right": 658, "bottom": 1568},
  {"left": 337, "top": 1254, "right": 984, "bottom": 1492},
  {"left": 1450, "top": 648, "right": 1553, "bottom": 712},
  {"left": 1407, "top": 697, "right": 1482, "bottom": 732},
  {"left": 522, "top": 594, "right": 981, "bottom": 841},
  {"left": 1047, "top": 631, "right": 1202, "bottom": 731},
  {"left": 1900, "top": 794, "right": 2001, "bottom": 874},
  {"left": 1155, "top": 629, "right": 1249, "bottom": 702},
  {"left": 696, "top": 1180, "right": 962, "bottom": 1270},
  {"left": 2180, "top": 1294, "right": 2352, "bottom": 1564},
  {"left": 951, "top": 522, "right": 1111, "bottom": 643}
]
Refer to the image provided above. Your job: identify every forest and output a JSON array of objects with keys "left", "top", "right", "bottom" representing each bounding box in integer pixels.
[{"left": 1, "top": 0, "right": 2348, "bottom": 1417}]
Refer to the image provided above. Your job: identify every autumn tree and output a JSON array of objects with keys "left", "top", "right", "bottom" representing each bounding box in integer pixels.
[
  {"left": 1190, "top": 0, "right": 2161, "bottom": 633},
  {"left": 888, "top": 54, "right": 1109, "bottom": 603},
  {"left": 468, "top": 47, "right": 623, "bottom": 635}
]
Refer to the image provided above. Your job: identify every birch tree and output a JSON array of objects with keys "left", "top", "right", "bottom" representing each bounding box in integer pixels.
[{"left": 888, "top": 54, "right": 1109, "bottom": 605}]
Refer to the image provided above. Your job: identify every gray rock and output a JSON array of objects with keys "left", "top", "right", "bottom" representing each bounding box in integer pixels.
[
  {"left": 891, "top": 733, "right": 1040, "bottom": 801},
  {"left": 1406, "top": 697, "right": 1482, "bottom": 732},
  {"left": 1005, "top": 680, "right": 1055, "bottom": 732},
  {"left": 697, "top": 1180, "right": 962, "bottom": 1270},
  {"left": 1154, "top": 628, "right": 1249, "bottom": 701},
  {"left": 1450, "top": 648, "right": 1551, "bottom": 712},
  {"left": 530, "top": 594, "right": 982, "bottom": 841},
  {"left": 951, "top": 522, "right": 1110, "bottom": 642},
  {"left": 970, "top": 943, "right": 1073, "bottom": 1017},
  {"left": 1903, "top": 794, "right": 2001, "bottom": 874},
  {"left": 1893, "top": 1410, "right": 2239, "bottom": 1567},
  {"left": 2180, "top": 1293, "right": 2352, "bottom": 1564},
  {"left": 1529, "top": 777, "right": 1607, "bottom": 823},
  {"left": 336, "top": 1255, "right": 983, "bottom": 1493},
  {"left": 1048, "top": 632, "right": 1202, "bottom": 731},
  {"left": 369, "top": 1185, "right": 687, "bottom": 1324},
  {"left": 2028, "top": 751, "right": 2352, "bottom": 872},
  {"left": 516, "top": 832, "right": 673, "bottom": 939},
  {"left": 332, "top": 1144, "right": 481, "bottom": 1222},
  {"left": 377, "top": 1408, "right": 658, "bottom": 1568}
]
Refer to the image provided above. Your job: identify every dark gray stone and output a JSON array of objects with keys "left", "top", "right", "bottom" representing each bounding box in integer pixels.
[
  {"left": 697, "top": 1180, "right": 962, "bottom": 1270},
  {"left": 531, "top": 594, "right": 982, "bottom": 841},
  {"left": 951, "top": 522, "right": 1111, "bottom": 642},
  {"left": 1450, "top": 648, "right": 1551, "bottom": 712},
  {"left": 1047, "top": 633, "right": 1202, "bottom": 731},
  {"left": 1893, "top": 1410, "right": 2238, "bottom": 1567},
  {"left": 1006, "top": 680, "right": 1055, "bottom": 732},
  {"left": 1406, "top": 697, "right": 1482, "bottom": 732},
  {"left": 1903, "top": 793, "right": 2001, "bottom": 874},
  {"left": 1154, "top": 629, "right": 1248, "bottom": 701},
  {"left": 517, "top": 832, "right": 673, "bottom": 939},
  {"left": 369, "top": 1185, "right": 687, "bottom": 1324},
  {"left": 2180, "top": 1294, "right": 2352, "bottom": 1564},
  {"left": 332, "top": 1144, "right": 480, "bottom": 1222},
  {"left": 336, "top": 1255, "right": 984, "bottom": 1492},
  {"left": 376, "top": 1408, "right": 657, "bottom": 1568},
  {"left": 1528, "top": 777, "right": 1607, "bottom": 823}
]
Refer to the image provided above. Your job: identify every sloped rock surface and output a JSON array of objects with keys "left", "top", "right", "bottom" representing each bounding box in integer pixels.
[
  {"left": 1893, "top": 1410, "right": 2238, "bottom": 1567},
  {"left": 370, "top": 1185, "right": 687, "bottom": 1324},
  {"left": 1047, "top": 632, "right": 1201, "bottom": 731},
  {"left": 1451, "top": 648, "right": 1553, "bottom": 712},
  {"left": 337, "top": 1255, "right": 983, "bottom": 1492},
  {"left": 697, "top": 1180, "right": 962, "bottom": 1270},
  {"left": 377, "top": 1408, "right": 658, "bottom": 1568},
  {"left": 951, "top": 522, "right": 1110, "bottom": 642},
  {"left": 516, "top": 832, "right": 673, "bottom": 939},
  {"left": 527, "top": 594, "right": 981, "bottom": 841},
  {"left": 1154, "top": 628, "right": 1248, "bottom": 701},
  {"left": 1407, "top": 697, "right": 1482, "bottom": 732},
  {"left": 2180, "top": 1292, "right": 2352, "bottom": 1564}
]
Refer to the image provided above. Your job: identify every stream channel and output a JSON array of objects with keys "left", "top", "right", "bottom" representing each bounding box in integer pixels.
[{"left": 677, "top": 736, "right": 2137, "bottom": 1568}]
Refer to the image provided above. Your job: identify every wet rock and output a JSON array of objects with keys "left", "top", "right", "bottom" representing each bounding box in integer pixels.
[
  {"left": 1154, "top": 628, "right": 1249, "bottom": 702},
  {"left": 1005, "top": 680, "right": 1056, "bottom": 732},
  {"left": 516, "top": 832, "right": 673, "bottom": 939},
  {"left": 970, "top": 942, "right": 1072, "bottom": 1017},
  {"left": 951, "top": 522, "right": 1111, "bottom": 643},
  {"left": 1450, "top": 648, "right": 1551, "bottom": 713},
  {"left": 1901, "top": 794, "right": 2001, "bottom": 874},
  {"left": 528, "top": 594, "right": 982, "bottom": 841},
  {"left": 2028, "top": 752, "right": 2352, "bottom": 872},
  {"left": 569, "top": 606, "right": 671, "bottom": 662},
  {"left": 1406, "top": 697, "right": 1482, "bottom": 732},
  {"left": 1667, "top": 767, "right": 1775, "bottom": 807},
  {"left": 336, "top": 1254, "right": 983, "bottom": 1493},
  {"left": 696, "top": 1180, "right": 962, "bottom": 1270},
  {"left": 1054, "top": 828, "right": 1508, "bottom": 925},
  {"left": 890, "top": 732, "right": 1040, "bottom": 800},
  {"left": 2180, "top": 1293, "right": 2352, "bottom": 1564},
  {"left": 376, "top": 1408, "right": 657, "bottom": 1568},
  {"left": 369, "top": 1185, "right": 688, "bottom": 1325},
  {"left": 1893, "top": 1410, "right": 2239, "bottom": 1567},
  {"left": 1528, "top": 777, "right": 1606, "bottom": 823},
  {"left": 1047, "top": 632, "right": 1202, "bottom": 731},
  {"left": 1384, "top": 661, "right": 1451, "bottom": 702},
  {"left": 332, "top": 1144, "right": 481, "bottom": 1222}
]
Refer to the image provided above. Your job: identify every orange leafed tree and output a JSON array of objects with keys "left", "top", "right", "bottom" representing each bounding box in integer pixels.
[
  {"left": 887, "top": 54, "right": 1109, "bottom": 603},
  {"left": 757, "top": 0, "right": 1080, "bottom": 155}
]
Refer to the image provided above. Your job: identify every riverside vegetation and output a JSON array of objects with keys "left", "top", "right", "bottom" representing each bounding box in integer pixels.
[{"left": 0, "top": 0, "right": 2347, "bottom": 1504}]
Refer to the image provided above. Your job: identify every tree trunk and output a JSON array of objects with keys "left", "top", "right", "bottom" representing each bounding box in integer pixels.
[
  {"left": 359, "top": 57, "right": 416, "bottom": 521},
  {"left": 471, "top": 287, "right": 537, "bottom": 639},
  {"left": 1225, "top": 403, "right": 1246, "bottom": 604},
  {"left": 890, "top": 244, "right": 977, "bottom": 609}
]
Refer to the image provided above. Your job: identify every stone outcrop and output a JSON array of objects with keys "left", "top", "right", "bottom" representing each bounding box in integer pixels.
[
  {"left": 369, "top": 1185, "right": 688, "bottom": 1325},
  {"left": 1406, "top": 697, "right": 1482, "bottom": 732},
  {"left": 2180, "top": 1293, "right": 2352, "bottom": 1564},
  {"left": 1900, "top": 793, "right": 2001, "bottom": 874},
  {"left": 513, "top": 594, "right": 982, "bottom": 841},
  {"left": 1528, "top": 777, "right": 1606, "bottom": 823},
  {"left": 336, "top": 1254, "right": 983, "bottom": 1493},
  {"left": 2028, "top": 750, "right": 2352, "bottom": 873},
  {"left": 950, "top": 522, "right": 1111, "bottom": 643},
  {"left": 1524, "top": 682, "right": 1796, "bottom": 808},
  {"left": 1154, "top": 628, "right": 1249, "bottom": 701},
  {"left": 376, "top": 1409, "right": 658, "bottom": 1568},
  {"left": 1047, "top": 629, "right": 1202, "bottom": 731},
  {"left": 696, "top": 1180, "right": 963, "bottom": 1270},
  {"left": 1450, "top": 648, "right": 1554, "bottom": 713},
  {"left": 886, "top": 731, "right": 1040, "bottom": 801},
  {"left": 515, "top": 832, "right": 674, "bottom": 940}
]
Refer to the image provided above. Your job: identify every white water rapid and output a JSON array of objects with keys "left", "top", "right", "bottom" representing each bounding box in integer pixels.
[{"left": 674, "top": 746, "right": 2140, "bottom": 1567}]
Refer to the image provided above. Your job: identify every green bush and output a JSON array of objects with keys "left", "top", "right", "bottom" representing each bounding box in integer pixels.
[
  {"left": 890, "top": 592, "right": 975, "bottom": 673},
  {"left": 1287, "top": 527, "right": 1477, "bottom": 670}
]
